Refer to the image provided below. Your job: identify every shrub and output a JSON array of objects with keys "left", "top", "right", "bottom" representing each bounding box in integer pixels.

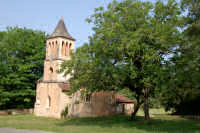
[{"left": 61, "top": 106, "right": 68, "bottom": 118}]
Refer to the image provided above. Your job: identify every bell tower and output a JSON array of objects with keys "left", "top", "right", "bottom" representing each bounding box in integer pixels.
[
  {"left": 43, "top": 18, "right": 75, "bottom": 82},
  {"left": 34, "top": 18, "right": 75, "bottom": 118}
]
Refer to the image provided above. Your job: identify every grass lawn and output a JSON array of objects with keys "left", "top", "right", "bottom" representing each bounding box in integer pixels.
[{"left": 0, "top": 109, "right": 199, "bottom": 133}]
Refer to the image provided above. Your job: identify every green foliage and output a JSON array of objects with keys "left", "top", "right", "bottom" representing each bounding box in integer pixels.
[
  {"left": 61, "top": 106, "right": 68, "bottom": 118},
  {"left": 0, "top": 27, "right": 46, "bottom": 109},
  {"left": 159, "top": 0, "right": 200, "bottom": 115},
  {"left": 74, "top": 100, "right": 80, "bottom": 104},
  {"left": 60, "top": 0, "right": 181, "bottom": 119},
  {"left": 118, "top": 88, "right": 135, "bottom": 100}
]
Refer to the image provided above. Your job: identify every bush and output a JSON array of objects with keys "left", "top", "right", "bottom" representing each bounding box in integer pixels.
[{"left": 61, "top": 106, "right": 68, "bottom": 118}]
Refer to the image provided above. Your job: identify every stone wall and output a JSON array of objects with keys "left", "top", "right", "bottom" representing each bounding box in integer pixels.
[
  {"left": 68, "top": 91, "right": 117, "bottom": 117},
  {"left": 34, "top": 82, "right": 70, "bottom": 118},
  {"left": 124, "top": 104, "right": 134, "bottom": 115},
  {"left": 34, "top": 82, "right": 134, "bottom": 118},
  {"left": 0, "top": 109, "right": 33, "bottom": 116}
]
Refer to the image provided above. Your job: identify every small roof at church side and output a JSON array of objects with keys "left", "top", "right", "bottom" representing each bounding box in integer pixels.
[
  {"left": 115, "top": 94, "right": 134, "bottom": 103},
  {"left": 47, "top": 18, "right": 75, "bottom": 41}
]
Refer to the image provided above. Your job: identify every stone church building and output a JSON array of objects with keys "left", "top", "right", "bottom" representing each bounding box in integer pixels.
[{"left": 34, "top": 18, "right": 134, "bottom": 118}]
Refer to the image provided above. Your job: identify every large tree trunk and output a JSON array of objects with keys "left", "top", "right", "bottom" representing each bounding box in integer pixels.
[
  {"left": 131, "top": 103, "right": 141, "bottom": 119},
  {"left": 131, "top": 96, "right": 143, "bottom": 120},
  {"left": 144, "top": 88, "right": 150, "bottom": 120}
]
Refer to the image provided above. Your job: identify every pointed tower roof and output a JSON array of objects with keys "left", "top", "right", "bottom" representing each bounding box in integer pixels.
[{"left": 48, "top": 18, "right": 75, "bottom": 41}]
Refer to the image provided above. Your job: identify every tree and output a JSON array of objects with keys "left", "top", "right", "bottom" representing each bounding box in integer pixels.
[
  {"left": 60, "top": 0, "right": 181, "bottom": 120},
  {"left": 160, "top": 0, "right": 200, "bottom": 115},
  {"left": 0, "top": 27, "right": 46, "bottom": 109}
]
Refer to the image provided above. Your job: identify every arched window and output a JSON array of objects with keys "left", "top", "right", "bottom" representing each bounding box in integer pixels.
[
  {"left": 48, "top": 42, "right": 51, "bottom": 56},
  {"left": 52, "top": 42, "right": 55, "bottom": 56},
  {"left": 36, "top": 98, "right": 40, "bottom": 105},
  {"left": 65, "top": 42, "right": 68, "bottom": 56},
  {"left": 46, "top": 96, "right": 51, "bottom": 108},
  {"left": 50, "top": 67, "right": 53, "bottom": 73},
  {"left": 69, "top": 43, "right": 72, "bottom": 56},
  {"left": 55, "top": 41, "right": 58, "bottom": 56},
  {"left": 85, "top": 94, "right": 91, "bottom": 103},
  {"left": 69, "top": 43, "right": 72, "bottom": 49},
  {"left": 62, "top": 41, "right": 65, "bottom": 56}
]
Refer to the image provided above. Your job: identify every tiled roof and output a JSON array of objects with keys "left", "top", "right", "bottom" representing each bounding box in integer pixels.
[
  {"left": 60, "top": 83, "right": 70, "bottom": 92},
  {"left": 116, "top": 94, "right": 134, "bottom": 103},
  {"left": 48, "top": 18, "right": 75, "bottom": 41}
]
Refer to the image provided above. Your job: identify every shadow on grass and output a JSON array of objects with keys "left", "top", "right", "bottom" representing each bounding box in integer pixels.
[{"left": 56, "top": 115, "right": 200, "bottom": 133}]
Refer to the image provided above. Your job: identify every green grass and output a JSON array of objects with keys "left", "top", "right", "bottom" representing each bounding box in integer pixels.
[{"left": 0, "top": 110, "right": 199, "bottom": 133}]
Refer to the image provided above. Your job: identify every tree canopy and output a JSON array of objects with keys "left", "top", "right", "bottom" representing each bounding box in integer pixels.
[
  {"left": 0, "top": 27, "right": 46, "bottom": 109},
  {"left": 60, "top": 0, "right": 181, "bottom": 120},
  {"left": 160, "top": 0, "right": 200, "bottom": 115}
]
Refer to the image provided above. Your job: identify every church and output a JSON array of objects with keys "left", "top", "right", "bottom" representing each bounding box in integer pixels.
[{"left": 34, "top": 18, "right": 134, "bottom": 118}]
